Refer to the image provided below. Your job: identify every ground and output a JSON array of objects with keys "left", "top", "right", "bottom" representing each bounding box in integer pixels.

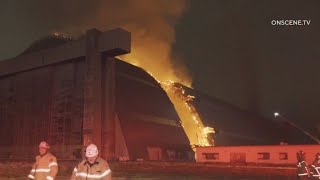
[{"left": 0, "top": 161, "right": 298, "bottom": 179}]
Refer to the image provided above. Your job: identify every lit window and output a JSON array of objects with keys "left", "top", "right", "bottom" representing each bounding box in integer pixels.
[
  {"left": 202, "top": 153, "right": 219, "bottom": 160},
  {"left": 258, "top": 152, "right": 270, "bottom": 160},
  {"left": 279, "top": 152, "right": 288, "bottom": 160}
]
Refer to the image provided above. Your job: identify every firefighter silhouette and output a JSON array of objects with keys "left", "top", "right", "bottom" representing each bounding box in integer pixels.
[
  {"left": 310, "top": 153, "right": 320, "bottom": 179},
  {"left": 297, "top": 150, "right": 310, "bottom": 179}
]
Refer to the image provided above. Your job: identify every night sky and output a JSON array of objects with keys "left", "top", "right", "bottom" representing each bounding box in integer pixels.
[
  {"left": 173, "top": 0, "right": 320, "bottom": 137},
  {"left": 1, "top": 0, "right": 320, "bottom": 137}
]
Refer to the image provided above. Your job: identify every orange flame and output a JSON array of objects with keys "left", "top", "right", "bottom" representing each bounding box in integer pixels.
[{"left": 160, "top": 81, "right": 215, "bottom": 149}]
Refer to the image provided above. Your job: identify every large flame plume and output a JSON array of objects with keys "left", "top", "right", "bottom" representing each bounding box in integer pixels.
[
  {"left": 108, "top": 0, "right": 215, "bottom": 147},
  {"left": 111, "top": 0, "right": 192, "bottom": 86}
]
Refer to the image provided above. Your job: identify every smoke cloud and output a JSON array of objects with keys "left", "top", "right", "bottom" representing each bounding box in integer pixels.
[{"left": 15, "top": 0, "right": 192, "bottom": 86}]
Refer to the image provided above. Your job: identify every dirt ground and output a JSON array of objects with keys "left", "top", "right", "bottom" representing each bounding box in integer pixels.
[{"left": 0, "top": 161, "right": 298, "bottom": 180}]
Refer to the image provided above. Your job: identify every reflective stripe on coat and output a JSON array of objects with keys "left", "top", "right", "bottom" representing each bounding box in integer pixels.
[
  {"left": 28, "top": 152, "right": 58, "bottom": 180},
  {"left": 71, "top": 157, "right": 112, "bottom": 180}
]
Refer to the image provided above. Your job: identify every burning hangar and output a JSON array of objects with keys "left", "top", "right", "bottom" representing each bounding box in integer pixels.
[
  {"left": 0, "top": 28, "right": 191, "bottom": 161},
  {"left": 0, "top": 28, "right": 284, "bottom": 161}
]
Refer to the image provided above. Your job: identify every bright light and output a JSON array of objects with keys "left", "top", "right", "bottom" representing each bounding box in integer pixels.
[{"left": 274, "top": 112, "right": 279, "bottom": 117}]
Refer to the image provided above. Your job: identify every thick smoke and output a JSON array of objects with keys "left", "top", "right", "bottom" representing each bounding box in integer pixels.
[{"left": 17, "top": 0, "right": 192, "bottom": 86}]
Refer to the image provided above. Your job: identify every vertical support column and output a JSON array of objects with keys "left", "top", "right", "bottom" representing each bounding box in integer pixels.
[
  {"left": 101, "top": 57, "right": 116, "bottom": 160},
  {"left": 83, "top": 29, "right": 102, "bottom": 153}
]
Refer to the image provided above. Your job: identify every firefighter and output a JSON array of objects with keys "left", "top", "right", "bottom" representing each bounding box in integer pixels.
[
  {"left": 71, "top": 144, "right": 112, "bottom": 180},
  {"left": 311, "top": 153, "right": 320, "bottom": 179},
  {"left": 297, "top": 150, "right": 310, "bottom": 179},
  {"left": 28, "top": 141, "right": 58, "bottom": 180}
]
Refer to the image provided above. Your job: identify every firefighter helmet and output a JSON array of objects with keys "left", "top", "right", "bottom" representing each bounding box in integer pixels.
[
  {"left": 39, "top": 141, "right": 50, "bottom": 149},
  {"left": 297, "top": 150, "right": 306, "bottom": 161},
  {"left": 86, "top": 144, "right": 99, "bottom": 158},
  {"left": 297, "top": 150, "right": 305, "bottom": 155}
]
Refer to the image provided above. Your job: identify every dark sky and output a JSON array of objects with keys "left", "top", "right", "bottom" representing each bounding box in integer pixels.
[
  {"left": 173, "top": 0, "right": 320, "bottom": 136},
  {"left": 1, "top": 0, "right": 320, "bottom": 136}
]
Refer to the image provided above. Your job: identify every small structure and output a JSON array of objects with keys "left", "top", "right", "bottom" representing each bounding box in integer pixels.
[{"left": 196, "top": 145, "right": 320, "bottom": 165}]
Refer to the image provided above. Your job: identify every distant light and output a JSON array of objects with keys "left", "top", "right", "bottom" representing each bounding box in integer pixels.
[{"left": 274, "top": 112, "right": 280, "bottom": 117}]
